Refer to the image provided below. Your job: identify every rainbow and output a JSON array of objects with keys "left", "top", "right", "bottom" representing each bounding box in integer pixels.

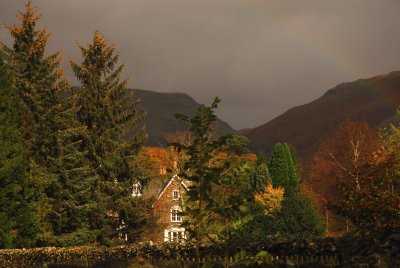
[{"left": 243, "top": 0, "right": 367, "bottom": 78}]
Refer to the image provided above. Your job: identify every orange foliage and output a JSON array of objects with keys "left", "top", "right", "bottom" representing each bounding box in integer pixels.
[
  {"left": 308, "top": 121, "right": 379, "bottom": 204},
  {"left": 254, "top": 184, "right": 284, "bottom": 216},
  {"left": 141, "top": 147, "right": 175, "bottom": 169}
]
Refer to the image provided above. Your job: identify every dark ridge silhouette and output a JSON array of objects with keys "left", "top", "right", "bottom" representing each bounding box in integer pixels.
[
  {"left": 132, "top": 89, "right": 236, "bottom": 146},
  {"left": 244, "top": 71, "right": 400, "bottom": 162}
]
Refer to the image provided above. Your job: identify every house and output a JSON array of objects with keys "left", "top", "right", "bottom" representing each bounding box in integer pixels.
[
  {"left": 152, "top": 174, "right": 188, "bottom": 243},
  {"left": 140, "top": 146, "right": 257, "bottom": 243}
]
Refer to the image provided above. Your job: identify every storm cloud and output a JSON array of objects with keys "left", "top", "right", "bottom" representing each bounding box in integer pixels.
[{"left": 1, "top": 0, "right": 400, "bottom": 129}]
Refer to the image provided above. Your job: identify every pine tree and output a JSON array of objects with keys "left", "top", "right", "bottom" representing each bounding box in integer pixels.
[
  {"left": 267, "top": 142, "right": 324, "bottom": 239},
  {"left": 45, "top": 103, "right": 99, "bottom": 246},
  {"left": 268, "top": 142, "right": 297, "bottom": 191},
  {"left": 1, "top": 1, "right": 63, "bottom": 162},
  {"left": 2, "top": 1, "right": 96, "bottom": 245},
  {"left": 71, "top": 31, "right": 147, "bottom": 243},
  {"left": 0, "top": 50, "right": 43, "bottom": 248},
  {"left": 0, "top": 50, "right": 24, "bottom": 247},
  {"left": 283, "top": 143, "right": 297, "bottom": 191}
]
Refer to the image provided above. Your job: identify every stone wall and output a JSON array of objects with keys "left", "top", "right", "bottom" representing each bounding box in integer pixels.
[{"left": 1, "top": 234, "right": 399, "bottom": 267}]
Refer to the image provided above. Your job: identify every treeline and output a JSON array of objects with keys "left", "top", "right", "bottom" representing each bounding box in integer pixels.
[{"left": 0, "top": 1, "right": 150, "bottom": 248}]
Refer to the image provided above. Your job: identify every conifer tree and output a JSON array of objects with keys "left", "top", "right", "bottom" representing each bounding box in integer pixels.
[
  {"left": 0, "top": 50, "right": 43, "bottom": 248},
  {"left": 0, "top": 51, "right": 24, "bottom": 247},
  {"left": 268, "top": 142, "right": 297, "bottom": 192},
  {"left": 267, "top": 142, "right": 324, "bottom": 239},
  {"left": 71, "top": 31, "right": 147, "bottom": 243},
  {"left": 1, "top": 1, "right": 64, "bottom": 162},
  {"left": 45, "top": 104, "right": 98, "bottom": 246},
  {"left": 283, "top": 143, "right": 297, "bottom": 190},
  {"left": 2, "top": 1, "right": 95, "bottom": 245}
]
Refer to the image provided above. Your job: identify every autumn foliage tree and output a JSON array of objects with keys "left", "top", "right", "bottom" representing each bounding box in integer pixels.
[
  {"left": 309, "top": 121, "right": 380, "bottom": 234},
  {"left": 254, "top": 184, "right": 284, "bottom": 216},
  {"left": 330, "top": 120, "right": 400, "bottom": 239}
]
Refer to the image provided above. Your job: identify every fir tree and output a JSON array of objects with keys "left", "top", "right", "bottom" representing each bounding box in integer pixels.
[
  {"left": 2, "top": 1, "right": 95, "bottom": 245},
  {"left": 0, "top": 50, "right": 24, "bottom": 247},
  {"left": 1, "top": 1, "right": 64, "bottom": 163},
  {"left": 45, "top": 103, "right": 98, "bottom": 246},
  {"left": 267, "top": 142, "right": 324, "bottom": 239},
  {"left": 268, "top": 142, "right": 297, "bottom": 191},
  {"left": 283, "top": 143, "right": 297, "bottom": 190},
  {"left": 0, "top": 50, "right": 42, "bottom": 248},
  {"left": 71, "top": 31, "right": 147, "bottom": 243}
]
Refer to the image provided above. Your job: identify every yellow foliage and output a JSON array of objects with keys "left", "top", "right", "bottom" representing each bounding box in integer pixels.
[
  {"left": 93, "top": 31, "right": 109, "bottom": 49},
  {"left": 254, "top": 184, "right": 284, "bottom": 216}
]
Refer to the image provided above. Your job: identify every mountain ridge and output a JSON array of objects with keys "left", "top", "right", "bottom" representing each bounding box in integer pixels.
[
  {"left": 131, "top": 88, "right": 236, "bottom": 146},
  {"left": 244, "top": 71, "right": 400, "bottom": 162}
]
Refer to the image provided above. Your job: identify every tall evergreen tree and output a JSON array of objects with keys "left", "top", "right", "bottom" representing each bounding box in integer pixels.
[
  {"left": 45, "top": 104, "right": 98, "bottom": 246},
  {"left": 1, "top": 1, "right": 95, "bottom": 245},
  {"left": 0, "top": 50, "right": 43, "bottom": 248},
  {"left": 0, "top": 50, "right": 24, "bottom": 247},
  {"left": 1, "top": 0, "right": 63, "bottom": 163},
  {"left": 71, "top": 31, "right": 147, "bottom": 243},
  {"left": 268, "top": 142, "right": 297, "bottom": 192},
  {"left": 267, "top": 142, "right": 324, "bottom": 239}
]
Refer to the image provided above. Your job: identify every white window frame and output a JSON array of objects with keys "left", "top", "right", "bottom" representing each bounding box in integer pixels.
[
  {"left": 132, "top": 181, "right": 142, "bottom": 197},
  {"left": 171, "top": 206, "right": 182, "bottom": 222},
  {"left": 172, "top": 189, "right": 180, "bottom": 200},
  {"left": 164, "top": 227, "right": 186, "bottom": 242}
]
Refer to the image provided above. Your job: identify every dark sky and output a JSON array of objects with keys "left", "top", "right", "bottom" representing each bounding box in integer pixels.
[{"left": 1, "top": 0, "right": 400, "bottom": 129}]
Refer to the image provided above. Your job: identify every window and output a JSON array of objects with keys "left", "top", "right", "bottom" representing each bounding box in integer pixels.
[
  {"left": 164, "top": 227, "right": 186, "bottom": 242},
  {"left": 172, "top": 189, "right": 179, "bottom": 200},
  {"left": 131, "top": 181, "right": 142, "bottom": 197},
  {"left": 171, "top": 206, "right": 182, "bottom": 222},
  {"left": 170, "top": 231, "right": 183, "bottom": 242}
]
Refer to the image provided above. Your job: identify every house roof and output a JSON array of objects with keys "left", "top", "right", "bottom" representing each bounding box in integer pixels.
[{"left": 153, "top": 174, "right": 189, "bottom": 205}]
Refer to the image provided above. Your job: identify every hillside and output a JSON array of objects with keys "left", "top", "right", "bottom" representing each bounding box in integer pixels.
[
  {"left": 132, "top": 89, "right": 235, "bottom": 145},
  {"left": 244, "top": 71, "right": 400, "bottom": 162}
]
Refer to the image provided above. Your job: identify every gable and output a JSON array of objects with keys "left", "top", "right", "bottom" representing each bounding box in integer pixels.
[{"left": 153, "top": 174, "right": 188, "bottom": 208}]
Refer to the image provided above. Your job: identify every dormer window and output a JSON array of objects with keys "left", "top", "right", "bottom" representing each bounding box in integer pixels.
[
  {"left": 171, "top": 206, "right": 182, "bottom": 222},
  {"left": 132, "top": 181, "right": 142, "bottom": 197},
  {"left": 172, "top": 189, "right": 179, "bottom": 200}
]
